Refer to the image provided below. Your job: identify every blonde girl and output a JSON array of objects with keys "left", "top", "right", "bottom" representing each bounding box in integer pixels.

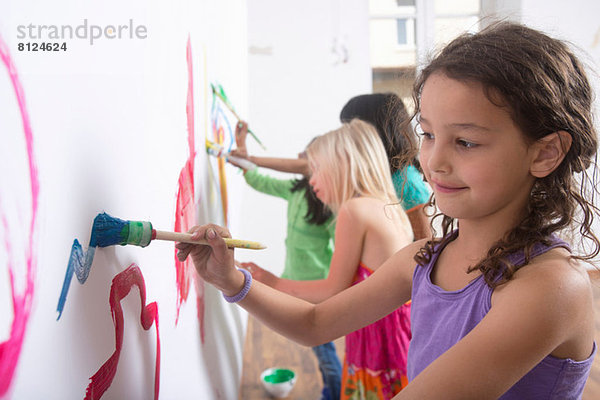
[{"left": 247, "top": 119, "right": 413, "bottom": 398}]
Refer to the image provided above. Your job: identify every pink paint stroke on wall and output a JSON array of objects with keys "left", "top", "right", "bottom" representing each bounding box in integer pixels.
[
  {"left": 0, "top": 35, "right": 39, "bottom": 397},
  {"left": 173, "top": 36, "right": 205, "bottom": 340},
  {"left": 84, "top": 264, "right": 160, "bottom": 400}
]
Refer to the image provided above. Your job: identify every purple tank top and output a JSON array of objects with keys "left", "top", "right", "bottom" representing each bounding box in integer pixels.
[{"left": 407, "top": 232, "right": 596, "bottom": 399}]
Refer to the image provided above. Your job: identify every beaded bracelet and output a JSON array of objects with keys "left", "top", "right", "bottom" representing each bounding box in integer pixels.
[{"left": 223, "top": 268, "right": 252, "bottom": 303}]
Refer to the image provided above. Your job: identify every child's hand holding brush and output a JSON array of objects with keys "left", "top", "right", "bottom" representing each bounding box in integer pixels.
[{"left": 176, "top": 225, "right": 247, "bottom": 299}]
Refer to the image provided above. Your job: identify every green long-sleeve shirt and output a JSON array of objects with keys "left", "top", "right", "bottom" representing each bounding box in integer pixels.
[{"left": 244, "top": 168, "right": 335, "bottom": 281}]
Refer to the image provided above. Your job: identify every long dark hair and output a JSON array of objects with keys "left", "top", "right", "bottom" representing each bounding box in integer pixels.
[
  {"left": 412, "top": 21, "right": 599, "bottom": 288},
  {"left": 340, "top": 92, "right": 419, "bottom": 171},
  {"left": 290, "top": 177, "right": 332, "bottom": 225}
]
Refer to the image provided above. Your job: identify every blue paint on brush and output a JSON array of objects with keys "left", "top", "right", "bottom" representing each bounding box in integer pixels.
[
  {"left": 93, "top": 212, "right": 129, "bottom": 247},
  {"left": 56, "top": 213, "right": 152, "bottom": 320}
]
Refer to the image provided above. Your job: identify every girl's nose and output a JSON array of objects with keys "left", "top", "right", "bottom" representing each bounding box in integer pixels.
[{"left": 427, "top": 143, "right": 451, "bottom": 173}]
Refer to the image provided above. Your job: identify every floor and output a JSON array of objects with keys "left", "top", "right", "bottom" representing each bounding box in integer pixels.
[
  {"left": 241, "top": 282, "right": 600, "bottom": 399},
  {"left": 240, "top": 315, "right": 345, "bottom": 399}
]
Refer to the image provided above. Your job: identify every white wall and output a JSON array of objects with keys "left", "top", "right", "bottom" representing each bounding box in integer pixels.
[
  {"left": 0, "top": 1, "right": 249, "bottom": 399},
  {"left": 237, "top": 0, "right": 372, "bottom": 275},
  {"left": 3, "top": 2, "right": 597, "bottom": 399}
]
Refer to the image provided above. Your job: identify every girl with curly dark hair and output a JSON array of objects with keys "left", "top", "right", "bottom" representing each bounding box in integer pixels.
[{"left": 179, "top": 22, "right": 599, "bottom": 399}]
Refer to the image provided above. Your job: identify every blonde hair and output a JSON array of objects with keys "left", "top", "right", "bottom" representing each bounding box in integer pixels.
[{"left": 307, "top": 119, "right": 399, "bottom": 213}]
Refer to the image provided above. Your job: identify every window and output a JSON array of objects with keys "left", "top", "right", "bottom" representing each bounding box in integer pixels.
[
  {"left": 397, "top": 18, "right": 407, "bottom": 44},
  {"left": 396, "top": 18, "right": 416, "bottom": 46},
  {"left": 370, "top": 0, "right": 481, "bottom": 104}
]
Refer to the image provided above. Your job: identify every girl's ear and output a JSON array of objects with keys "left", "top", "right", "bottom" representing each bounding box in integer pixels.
[{"left": 530, "top": 131, "right": 572, "bottom": 178}]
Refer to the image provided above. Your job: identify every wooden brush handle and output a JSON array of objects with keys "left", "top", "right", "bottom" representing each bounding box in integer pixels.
[{"left": 153, "top": 230, "right": 266, "bottom": 250}]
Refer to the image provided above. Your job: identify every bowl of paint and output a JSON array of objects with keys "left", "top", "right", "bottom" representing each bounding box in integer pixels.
[{"left": 260, "top": 367, "right": 296, "bottom": 398}]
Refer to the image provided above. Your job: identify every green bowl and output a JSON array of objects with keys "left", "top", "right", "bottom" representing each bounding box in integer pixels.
[{"left": 260, "top": 368, "right": 296, "bottom": 398}]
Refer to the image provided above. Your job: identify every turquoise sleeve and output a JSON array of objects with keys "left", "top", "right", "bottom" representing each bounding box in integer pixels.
[
  {"left": 244, "top": 168, "right": 294, "bottom": 200},
  {"left": 392, "top": 165, "right": 431, "bottom": 210}
]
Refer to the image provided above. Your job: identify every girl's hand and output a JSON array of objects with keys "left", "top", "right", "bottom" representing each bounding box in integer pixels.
[
  {"left": 230, "top": 148, "right": 249, "bottom": 161},
  {"left": 239, "top": 262, "right": 278, "bottom": 287},
  {"left": 176, "top": 224, "right": 243, "bottom": 296},
  {"left": 235, "top": 121, "right": 249, "bottom": 152}
]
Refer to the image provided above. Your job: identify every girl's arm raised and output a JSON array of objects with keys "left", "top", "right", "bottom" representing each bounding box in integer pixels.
[
  {"left": 233, "top": 120, "right": 309, "bottom": 175},
  {"left": 228, "top": 151, "right": 309, "bottom": 175},
  {"left": 246, "top": 156, "right": 309, "bottom": 176},
  {"left": 177, "top": 223, "right": 421, "bottom": 346}
]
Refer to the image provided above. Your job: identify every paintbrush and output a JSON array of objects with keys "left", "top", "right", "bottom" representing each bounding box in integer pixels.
[
  {"left": 92, "top": 212, "right": 266, "bottom": 250},
  {"left": 210, "top": 83, "right": 267, "bottom": 150},
  {"left": 206, "top": 139, "right": 257, "bottom": 170}
]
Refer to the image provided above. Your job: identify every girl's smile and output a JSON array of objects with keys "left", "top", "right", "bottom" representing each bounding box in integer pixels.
[{"left": 428, "top": 178, "right": 467, "bottom": 194}]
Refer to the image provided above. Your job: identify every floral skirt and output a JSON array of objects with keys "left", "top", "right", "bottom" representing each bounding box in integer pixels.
[{"left": 341, "top": 360, "right": 408, "bottom": 400}]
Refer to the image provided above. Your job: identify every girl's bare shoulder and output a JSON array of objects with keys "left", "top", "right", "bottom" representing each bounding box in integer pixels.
[
  {"left": 490, "top": 247, "right": 594, "bottom": 360},
  {"left": 515, "top": 247, "right": 590, "bottom": 288},
  {"left": 344, "top": 195, "right": 384, "bottom": 207},
  {"left": 494, "top": 247, "right": 593, "bottom": 313},
  {"left": 342, "top": 196, "right": 397, "bottom": 218}
]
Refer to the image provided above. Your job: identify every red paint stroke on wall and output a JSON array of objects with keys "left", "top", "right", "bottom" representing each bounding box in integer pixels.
[
  {"left": 84, "top": 264, "right": 160, "bottom": 400},
  {"left": 174, "top": 158, "right": 196, "bottom": 320},
  {"left": 0, "top": 36, "right": 39, "bottom": 396},
  {"left": 173, "top": 36, "right": 205, "bottom": 340}
]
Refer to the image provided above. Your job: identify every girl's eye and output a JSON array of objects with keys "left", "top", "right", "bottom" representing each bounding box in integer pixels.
[
  {"left": 419, "top": 131, "right": 434, "bottom": 140},
  {"left": 457, "top": 139, "right": 478, "bottom": 148}
]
